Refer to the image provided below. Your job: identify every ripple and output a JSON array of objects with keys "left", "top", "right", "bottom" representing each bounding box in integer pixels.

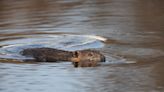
[{"left": 0, "top": 33, "right": 105, "bottom": 60}]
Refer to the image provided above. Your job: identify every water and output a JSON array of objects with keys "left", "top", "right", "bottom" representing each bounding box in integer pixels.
[{"left": 0, "top": 0, "right": 164, "bottom": 92}]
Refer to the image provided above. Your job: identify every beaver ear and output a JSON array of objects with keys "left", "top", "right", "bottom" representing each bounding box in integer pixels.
[{"left": 73, "top": 51, "right": 78, "bottom": 58}]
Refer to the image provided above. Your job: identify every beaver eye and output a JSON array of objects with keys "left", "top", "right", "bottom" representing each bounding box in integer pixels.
[{"left": 88, "top": 53, "right": 93, "bottom": 56}]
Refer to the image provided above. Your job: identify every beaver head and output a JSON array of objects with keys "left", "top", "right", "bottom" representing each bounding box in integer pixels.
[{"left": 71, "top": 50, "right": 105, "bottom": 67}]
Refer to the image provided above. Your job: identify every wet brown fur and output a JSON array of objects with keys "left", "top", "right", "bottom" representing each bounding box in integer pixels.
[{"left": 21, "top": 48, "right": 105, "bottom": 67}]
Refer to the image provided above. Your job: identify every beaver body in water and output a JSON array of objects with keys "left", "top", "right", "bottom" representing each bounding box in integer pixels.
[{"left": 21, "top": 48, "right": 105, "bottom": 67}]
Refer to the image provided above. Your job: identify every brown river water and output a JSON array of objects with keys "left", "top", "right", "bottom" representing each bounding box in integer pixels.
[{"left": 0, "top": 0, "right": 164, "bottom": 92}]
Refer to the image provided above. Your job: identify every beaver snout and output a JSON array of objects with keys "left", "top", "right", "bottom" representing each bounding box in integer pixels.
[{"left": 71, "top": 50, "right": 105, "bottom": 67}]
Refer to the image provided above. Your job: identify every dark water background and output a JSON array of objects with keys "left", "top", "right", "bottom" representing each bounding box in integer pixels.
[{"left": 0, "top": 0, "right": 164, "bottom": 92}]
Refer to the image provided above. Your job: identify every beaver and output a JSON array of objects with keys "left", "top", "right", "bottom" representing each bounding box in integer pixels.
[{"left": 20, "top": 48, "right": 105, "bottom": 67}]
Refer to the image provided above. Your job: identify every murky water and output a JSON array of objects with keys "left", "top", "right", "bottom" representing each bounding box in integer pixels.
[{"left": 0, "top": 0, "right": 164, "bottom": 92}]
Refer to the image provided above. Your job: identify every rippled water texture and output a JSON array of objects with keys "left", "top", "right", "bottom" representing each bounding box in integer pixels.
[{"left": 0, "top": 0, "right": 164, "bottom": 92}]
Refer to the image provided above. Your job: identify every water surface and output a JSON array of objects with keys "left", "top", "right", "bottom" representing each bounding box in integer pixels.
[{"left": 0, "top": 0, "right": 164, "bottom": 92}]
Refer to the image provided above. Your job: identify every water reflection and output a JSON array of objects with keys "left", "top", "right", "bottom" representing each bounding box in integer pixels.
[{"left": 0, "top": 0, "right": 164, "bottom": 92}]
